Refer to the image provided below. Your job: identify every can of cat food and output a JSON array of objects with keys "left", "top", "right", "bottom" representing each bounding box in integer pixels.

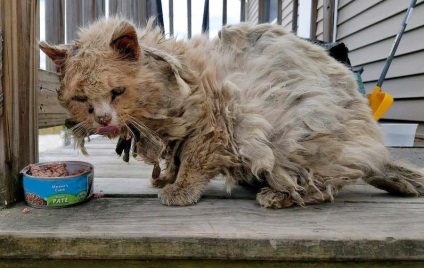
[{"left": 20, "top": 161, "right": 94, "bottom": 208}]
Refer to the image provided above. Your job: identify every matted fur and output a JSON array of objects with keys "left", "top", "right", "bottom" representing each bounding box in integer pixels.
[{"left": 40, "top": 17, "right": 424, "bottom": 208}]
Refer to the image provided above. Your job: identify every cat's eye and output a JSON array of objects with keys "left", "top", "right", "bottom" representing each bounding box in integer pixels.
[
  {"left": 111, "top": 87, "right": 126, "bottom": 101},
  {"left": 71, "top": 95, "right": 88, "bottom": 102}
]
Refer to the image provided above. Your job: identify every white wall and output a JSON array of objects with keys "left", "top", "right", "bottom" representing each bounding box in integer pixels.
[{"left": 297, "top": 0, "right": 311, "bottom": 38}]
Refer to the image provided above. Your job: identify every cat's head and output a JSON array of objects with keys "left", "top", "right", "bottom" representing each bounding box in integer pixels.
[{"left": 40, "top": 17, "right": 194, "bottom": 141}]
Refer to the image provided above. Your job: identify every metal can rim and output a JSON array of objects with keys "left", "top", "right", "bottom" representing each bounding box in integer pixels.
[{"left": 20, "top": 161, "right": 94, "bottom": 180}]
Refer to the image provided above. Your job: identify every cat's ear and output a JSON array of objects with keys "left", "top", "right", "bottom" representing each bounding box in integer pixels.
[
  {"left": 110, "top": 20, "right": 140, "bottom": 61},
  {"left": 143, "top": 46, "right": 192, "bottom": 98},
  {"left": 39, "top": 41, "right": 69, "bottom": 69}
]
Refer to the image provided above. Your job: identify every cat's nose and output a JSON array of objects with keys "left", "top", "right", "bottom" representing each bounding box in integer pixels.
[{"left": 95, "top": 114, "right": 112, "bottom": 126}]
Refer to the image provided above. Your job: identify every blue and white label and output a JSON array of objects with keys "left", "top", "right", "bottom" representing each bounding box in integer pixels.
[{"left": 23, "top": 175, "right": 89, "bottom": 206}]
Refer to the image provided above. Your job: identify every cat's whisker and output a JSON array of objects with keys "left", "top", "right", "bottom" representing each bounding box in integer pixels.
[
  {"left": 62, "top": 127, "right": 82, "bottom": 142},
  {"left": 117, "top": 116, "right": 133, "bottom": 137},
  {"left": 127, "top": 117, "right": 148, "bottom": 134},
  {"left": 72, "top": 126, "right": 87, "bottom": 138},
  {"left": 128, "top": 115, "right": 160, "bottom": 138},
  {"left": 69, "top": 122, "right": 83, "bottom": 132},
  {"left": 63, "top": 120, "right": 93, "bottom": 155},
  {"left": 123, "top": 123, "right": 138, "bottom": 155},
  {"left": 70, "top": 125, "right": 84, "bottom": 136},
  {"left": 125, "top": 123, "right": 135, "bottom": 138},
  {"left": 127, "top": 117, "right": 161, "bottom": 145}
]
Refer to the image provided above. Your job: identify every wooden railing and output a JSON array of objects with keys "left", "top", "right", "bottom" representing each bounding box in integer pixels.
[
  {"left": 0, "top": 0, "right": 39, "bottom": 206},
  {"left": 38, "top": 70, "right": 66, "bottom": 128},
  {"left": 0, "top": 31, "right": 3, "bottom": 117}
]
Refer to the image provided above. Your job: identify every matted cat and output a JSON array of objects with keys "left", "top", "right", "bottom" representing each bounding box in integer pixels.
[{"left": 40, "top": 17, "right": 424, "bottom": 208}]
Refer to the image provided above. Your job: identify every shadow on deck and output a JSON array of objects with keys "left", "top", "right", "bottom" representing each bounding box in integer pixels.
[{"left": 1, "top": 136, "right": 424, "bottom": 261}]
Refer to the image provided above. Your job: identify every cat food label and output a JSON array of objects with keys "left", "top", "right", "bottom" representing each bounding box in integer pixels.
[{"left": 23, "top": 175, "right": 89, "bottom": 206}]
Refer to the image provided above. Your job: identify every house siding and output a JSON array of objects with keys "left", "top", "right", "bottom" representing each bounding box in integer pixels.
[
  {"left": 281, "top": 0, "right": 294, "bottom": 31},
  {"left": 335, "top": 0, "right": 424, "bottom": 122},
  {"left": 315, "top": 0, "right": 324, "bottom": 39},
  {"left": 247, "top": 0, "right": 259, "bottom": 24}
]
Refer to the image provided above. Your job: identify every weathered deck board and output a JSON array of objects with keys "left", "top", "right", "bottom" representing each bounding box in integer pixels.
[
  {"left": 1, "top": 136, "right": 422, "bottom": 261},
  {"left": 1, "top": 198, "right": 424, "bottom": 260}
]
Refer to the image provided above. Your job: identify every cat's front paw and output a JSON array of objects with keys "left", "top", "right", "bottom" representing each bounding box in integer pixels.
[{"left": 159, "top": 184, "right": 201, "bottom": 206}]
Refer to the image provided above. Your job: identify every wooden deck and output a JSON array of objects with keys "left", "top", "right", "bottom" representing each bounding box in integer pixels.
[{"left": 1, "top": 136, "right": 424, "bottom": 261}]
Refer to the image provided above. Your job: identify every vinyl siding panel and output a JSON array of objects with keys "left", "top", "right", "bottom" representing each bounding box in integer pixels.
[
  {"left": 316, "top": 6, "right": 323, "bottom": 22},
  {"left": 282, "top": 0, "right": 292, "bottom": 10},
  {"left": 316, "top": 19, "right": 323, "bottom": 36},
  {"left": 349, "top": 27, "right": 424, "bottom": 66},
  {"left": 281, "top": 0, "right": 295, "bottom": 31},
  {"left": 315, "top": 0, "right": 324, "bottom": 39},
  {"left": 382, "top": 100, "right": 424, "bottom": 122},
  {"left": 337, "top": 0, "right": 424, "bottom": 40},
  {"left": 339, "top": 3, "right": 424, "bottom": 51},
  {"left": 337, "top": 0, "right": 382, "bottom": 25},
  {"left": 282, "top": 12, "right": 293, "bottom": 28},
  {"left": 247, "top": 0, "right": 258, "bottom": 24},
  {"left": 359, "top": 51, "right": 424, "bottom": 82},
  {"left": 338, "top": 0, "right": 353, "bottom": 9},
  {"left": 363, "top": 75, "right": 424, "bottom": 99},
  {"left": 281, "top": 2, "right": 293, "bottom": 28},
  {"left": 282, "top": 1, "right": 293, "bottom": 21}
]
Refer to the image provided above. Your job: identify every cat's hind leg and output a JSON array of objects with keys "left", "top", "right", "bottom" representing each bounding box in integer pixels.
[
  {"left": 256, "top": 186, "right": 334, "bottom": 208},
  {"left": 256, "top": 187, "right": 294, "bottom": 208},
  {"left": 256, "top": 164, "right": 363, "bottom": 208},
  {"left": 363, "top": 161, "right": 424, "bottom": 197}
]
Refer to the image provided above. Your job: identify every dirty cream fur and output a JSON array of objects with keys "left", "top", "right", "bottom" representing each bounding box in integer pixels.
[{"left": 40, "top": 17, "right": 424, "bottom": 208}]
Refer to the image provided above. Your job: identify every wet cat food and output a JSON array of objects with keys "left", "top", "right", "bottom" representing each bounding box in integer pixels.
[{"left": 21, "top": 161, "right": 94, "bottom": 208}]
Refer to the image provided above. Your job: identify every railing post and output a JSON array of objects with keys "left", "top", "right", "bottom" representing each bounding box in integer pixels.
[
  {"left": 292, "top": 0, "right": 299, "bottom": 33},
  {"left": 258, "top": 0, "right": 265, "bottom": 23},
  {"left": 84, "top": 0, "right": 105, "bottom": 25},
  {"left": 65, "top": 0, "right": 83, "bottom": 42},
  {"left": 202, "top": 0, "right": 209, "bottom": 34},
  {"left": 0, "top": 32, "right": 3, "bottom": 118},
  {"left": 222, "top": 0, "right": 227, "bottom": 26},
  {"left": 45, "top": 0, "right": 65, "bottom": 71},
  {"left": 187, "top": 0, "right": 192, "bottom": 38},
  {"left": 155, "top": 0, "right": 164, "bottom": 32},
  {"left": 169, "top": 0, "right": 174, "bottom": 36},
  {"left": 0, "top": 0, "right": 39, "bottom": 207},
  {"left": 323, "top": 0, "right": 335, "bottom": 42},
  {"left": 240, "top": 0, "right": 246, "bottom": 22},
  {"left": 310, "top": 0, "right": 318, "bottom": 39},
  {"left": 277, "top": 0, "right": 282, "bottom": 25},
  {"left": 110, "top": 0, "right": 147, "bottom": 27}
]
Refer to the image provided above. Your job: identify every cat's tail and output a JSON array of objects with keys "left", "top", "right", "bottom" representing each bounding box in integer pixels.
[{"left": 364, "top": 161, "right": 424, "bottom": 197}]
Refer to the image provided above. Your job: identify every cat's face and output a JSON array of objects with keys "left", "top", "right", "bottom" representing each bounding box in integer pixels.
[
  {"left": 55, "top": 53, "right": 140, "bottom": 139},
  {"left": 40, "top": 19, "right": 144, "bottom": 139},
  {"left": 40, "top": 18, "right": 177, "bottom": 140}
]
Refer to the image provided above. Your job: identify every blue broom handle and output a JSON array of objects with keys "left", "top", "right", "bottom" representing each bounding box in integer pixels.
[{"left": 376, "top": 0, "right": 417, "bottom": 87}]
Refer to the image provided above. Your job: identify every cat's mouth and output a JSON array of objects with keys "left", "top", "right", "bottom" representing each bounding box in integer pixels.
[{"left": 97, "top": 125, "right": 120, "bottom": 135}]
